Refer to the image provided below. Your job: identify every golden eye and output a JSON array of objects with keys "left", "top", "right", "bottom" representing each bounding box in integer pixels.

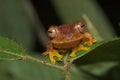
[
  {"left": 48, "top": 26, "right": 58, "bottom": 38},
  {"left": 74, "top": 21, "right": 84, "bottom": 33}
]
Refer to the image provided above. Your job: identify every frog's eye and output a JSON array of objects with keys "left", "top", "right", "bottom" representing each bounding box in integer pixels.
[
  {"left": 48, "top": 26, "right": 58, "bottom": 38},
  {"left": 74, "top": 22, "right": 84, "bottom": 33}
]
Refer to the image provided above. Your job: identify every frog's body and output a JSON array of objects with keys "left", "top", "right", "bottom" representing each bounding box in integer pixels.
[
  {"left": 50, "top": 24, "right": 84, "bottom": 49},
  {"left": 43, "top": 21, "right": 96, "bottom": 64}
]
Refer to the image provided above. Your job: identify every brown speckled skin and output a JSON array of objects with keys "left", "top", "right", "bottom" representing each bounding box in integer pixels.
[{"left": 47, "top": 21, "right": 86, "bottom": 50}]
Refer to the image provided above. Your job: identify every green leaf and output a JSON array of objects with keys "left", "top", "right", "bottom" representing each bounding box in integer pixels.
[
  {"left": 71, "top": 42, "right": 103, "bottom": 60},
  {"left": 74, "top": 38, "right": 120, "bottom": 65},
  {"left": 0, "top": 61, "right": 101, "bottom": 80},
  {"left": 79, "top": 62, "right": 118, "bottom": 76},
  {"left": 71, "top": 66, "right": 99, "bottom": 80},
  {"left": 0, "top": 37, "right": 25, "bottom": 60},
  {"left": 2, "top": 61, "right": 63, "bottom": 80}
]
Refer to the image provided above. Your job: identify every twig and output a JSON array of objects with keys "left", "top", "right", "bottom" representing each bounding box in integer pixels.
[
  {"left": 26, "top": 55, "right": 64, "bottom": 71},
  {"left": 0, "top": 50, "right": 64, "bottom": 71},
  {"left": 63, "top": 53, "right": 73, "bottom": 80}
]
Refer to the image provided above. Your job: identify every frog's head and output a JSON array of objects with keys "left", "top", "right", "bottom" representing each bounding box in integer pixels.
[{"left": 48, "top": 21, "right": 85, "bottom": 40}]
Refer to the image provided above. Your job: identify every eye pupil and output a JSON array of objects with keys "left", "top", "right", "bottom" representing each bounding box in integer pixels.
[
  {"left": 81, "top": 24, "right": 84, "bottom": 27},
  {"left": 48, "top": 31, "right": 53, "bottom": 33}
]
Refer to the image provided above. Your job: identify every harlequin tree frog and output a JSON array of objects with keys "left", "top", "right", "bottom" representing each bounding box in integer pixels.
[{"left": 43, "top": 21, "right": 96, "bottom": 64}]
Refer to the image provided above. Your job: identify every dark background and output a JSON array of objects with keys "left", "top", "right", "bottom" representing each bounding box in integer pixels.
[
  {"left": 30, "top": 0, "right": 120, "bottom": 51},
  {"left": 30, "top": 0, "right": 120, "bottom": 36},
  {"left": 98, "top": 0, "right": 120, "bottom": 36}
]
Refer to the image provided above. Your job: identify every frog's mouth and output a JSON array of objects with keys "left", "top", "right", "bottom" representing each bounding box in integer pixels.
[
  {"left": 52, "top": 38, "right": 83, "bottom": 49},
  {"left": 52, "top": 35, "right": 83, "bottom": 43}
]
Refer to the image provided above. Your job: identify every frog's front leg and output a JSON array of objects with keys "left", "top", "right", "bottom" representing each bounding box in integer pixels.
[
  {"left": 43, "top": 41, "right": 63, "bottom": 64},
  {"left": 70, "top": 44, "right": 89, "bottom": 57},
  {"left": 49, "top": 49, "right": 63, "bottom": 64}
]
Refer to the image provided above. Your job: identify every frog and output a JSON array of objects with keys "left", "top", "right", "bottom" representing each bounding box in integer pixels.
[{"left": 43, "top": 21, "right": 96, "bottom": 64}]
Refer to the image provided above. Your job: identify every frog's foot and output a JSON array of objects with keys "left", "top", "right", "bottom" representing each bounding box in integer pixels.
[
  {"left": 58, "top": 50, "right": 67, "bottom": 53},
  {"left": 70, "top": 47, "right": 78, "bottom": 57},
  {"left": 43, "top": 51, "right": 49, "bottom": 56},
  {"left": 70, "top": 44, "right": 89, "bottom": 57},
  {"left": 84, "top": 38, "right": 96, "bottom": 46},
  {"left": 48, "top": 49, "right": 63, "bottom": 64}
]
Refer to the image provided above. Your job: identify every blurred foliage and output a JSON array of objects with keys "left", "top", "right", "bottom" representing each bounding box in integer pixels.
[
  {"left": 0, "top": 61, "right": 118, "bottom": 80},
  {"left": 0, "top": 61, "right": 63, "bottom": 80},
  {"left": 80, "top": 62, "right": 118, "bottom": 76},
  {"left": 0, "top": 0, "right": 34, "bottom": 49},
  {"left": 51, "top": 0, "right": 116, "bottom": 40},
  {"left": 0, "top": 0, "right": 120, "bottom": 80}
]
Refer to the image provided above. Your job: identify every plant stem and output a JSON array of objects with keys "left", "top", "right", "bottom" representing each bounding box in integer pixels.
[
  {"left": 64, "top": 71, "right": 71, "bottom": 80},
  {"left": 63, "top": 54, "right": 73, "bottom": 80},
  {"left": 26, "top": 55, "right": 64, "bottom": 71},
  {"left": 64, "top": 63, "right": 71, "bottom": 80},
  {"left": 1, "top": 50, "right": 64, "bottom": 71},
  {"left": 1, "top": 50, "right": 73, "bottom": 80}
]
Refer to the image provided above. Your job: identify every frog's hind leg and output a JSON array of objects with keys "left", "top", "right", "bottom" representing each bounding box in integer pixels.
[
  {"left": 69, "top": 32, "right": 96, "bottom": 57},
  {"left": 48, "top": 49, "right": 63, "bottom": 64},
  {"left": 83, "top": 32, "right": 96, "bottom": 46},
  {"left": 70, "top": 44, "right": 89, "bottom": 57}
]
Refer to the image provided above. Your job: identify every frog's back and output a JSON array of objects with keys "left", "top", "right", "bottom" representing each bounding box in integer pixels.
[{"left": 51, "top": 24, "right": 84, "bottom": 49}]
